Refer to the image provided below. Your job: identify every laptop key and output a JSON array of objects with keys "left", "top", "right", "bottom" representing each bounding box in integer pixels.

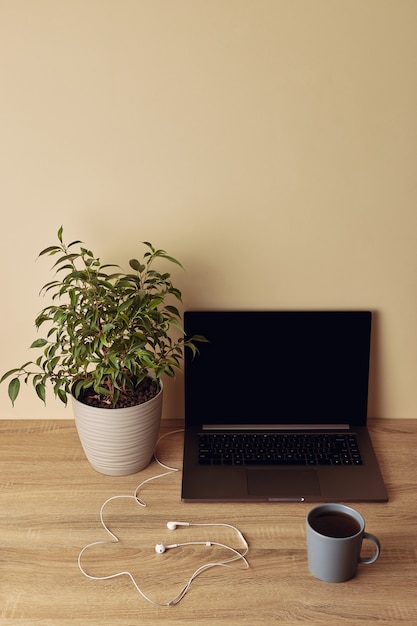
[
  {"left": 276, "top": 459, "right": 306, "bottom": 465},
  {"left": 244, "top": 457, "right": 307, "bottom": 466}
]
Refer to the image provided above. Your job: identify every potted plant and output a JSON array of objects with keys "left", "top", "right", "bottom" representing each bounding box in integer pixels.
[{"left": 1, "top": 226, "right": 204, "bottom": 475}]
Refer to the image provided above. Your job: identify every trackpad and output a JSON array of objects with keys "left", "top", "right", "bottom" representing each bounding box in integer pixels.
[{"left": 247, "top": 468, "right": 321, "bottom": 498}]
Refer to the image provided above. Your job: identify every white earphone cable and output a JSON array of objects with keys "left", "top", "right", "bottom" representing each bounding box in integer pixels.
[
  {"left": 77, "top": 429, "right": 250, "bottom": 607},
  {"left": 133, "top": 427, "right": 183, "bottom": 507}
]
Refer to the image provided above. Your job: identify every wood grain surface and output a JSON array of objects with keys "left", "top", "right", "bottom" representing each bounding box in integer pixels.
[{"left": 1, "top": 419, "right": 416, "bottom": 625}]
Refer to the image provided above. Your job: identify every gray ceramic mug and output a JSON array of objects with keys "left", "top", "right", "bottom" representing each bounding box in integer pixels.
[{"left": 306, "top": 503, "right": 380, "bottom": 583}]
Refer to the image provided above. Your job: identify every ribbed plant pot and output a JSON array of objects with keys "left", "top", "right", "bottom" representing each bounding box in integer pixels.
[{"left": 71, "top": 383, "right": 163, "bottom": 476}]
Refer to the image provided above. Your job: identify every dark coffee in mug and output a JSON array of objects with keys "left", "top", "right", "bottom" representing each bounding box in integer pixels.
[
  {"left": 307, "top": 504, "right": 380, "bottom": 582},
  {"left": 310, "top": 511, "right": 361, "bottom": 538}
]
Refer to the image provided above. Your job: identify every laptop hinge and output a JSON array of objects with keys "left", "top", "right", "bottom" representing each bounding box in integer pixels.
[{"left": 202, "top": 424, "right": 351, "bottom": 431}]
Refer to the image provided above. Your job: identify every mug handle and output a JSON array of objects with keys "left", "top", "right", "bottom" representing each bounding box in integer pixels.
[{"left": 359, "top": 532, "right": 381, "bottom": 564}]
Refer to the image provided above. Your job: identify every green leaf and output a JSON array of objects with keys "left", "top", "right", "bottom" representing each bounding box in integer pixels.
[
  {"left": 69, "top": 290, "right": 78, "bottom": 308},
  {"left": 40, "top": 280, "right": 62, "bottom": 294},
  {"left": 56, "top": 387, "right": 68, "bottom": 405},
  {"left": 52, "top": 253, "right": 79, "bottom": 269},
  {"left": 158, "top": 253, "right": 183, "bottom": 268},
  {"left": 165, "top": 305, "right": 181, "bottom": 317},
  {"left": 94, "top": 386, "right": 112, "bottom": 396},
  {"left": 30, "top": 338, "right": 48, "bottom": 349},
  {"left": 98, "top": 263, "right": 120, "bottom": 271},
  {"left": 101, "top": 323, "right": 115, "bottom": 333},
  {"left": 47, "top": 356, "right": 60, "bottom": 372},
  {"left": 117, "top": 299, "right": 133, "bottom": 313},
  {"left": 107, "top": 354, "right": 120, "bottom": 370},
  {"left": 169, "top": 287, "right": 182, "bottom": 301},
  {"left": 68, "top": 239, "right": 83, "bottom": 248},
  {"left": 73, "top": 379, "right": 89, "bottom": 399},
  {"left": 38, "top": 245, "right": 62, "bottom": 257},
  {"left": 8, "top": 378, "right": 20, "bottom": 406},
  {"left": 1, "top": 368, "right": 22, "bottom": 383},
  {"left": 149, "top": 297, "right": 163, "bottom": 309},
  {"left": 35, "top": 383, "right": 46, "bottom": 404},
  {"left": 129, "top": 259, "right": 145, "bottom": 272}
]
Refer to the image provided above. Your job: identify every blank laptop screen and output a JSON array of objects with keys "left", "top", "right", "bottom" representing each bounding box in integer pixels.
[{"left": 184, "top": 311, "right": 371, "bottom": 427}]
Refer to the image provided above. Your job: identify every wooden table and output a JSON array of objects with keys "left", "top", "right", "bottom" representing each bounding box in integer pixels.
[{"left": 1, "top": 418, "right": 416, "bottom": 625}]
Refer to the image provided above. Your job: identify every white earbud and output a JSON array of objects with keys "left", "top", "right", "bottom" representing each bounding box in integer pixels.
[
  {"left": 155, "top": 542, "right": 179, "bottom": 554},
  {"left": 167, "top": 521, "right": 190, "bottom": 531},
  {"left": 156, "top": 540, "right": 213, "bottom": 554}
]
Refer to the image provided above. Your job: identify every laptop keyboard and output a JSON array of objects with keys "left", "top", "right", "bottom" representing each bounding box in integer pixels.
[{"left": 198, "top": 432, "right": 363, "bottom": 466}]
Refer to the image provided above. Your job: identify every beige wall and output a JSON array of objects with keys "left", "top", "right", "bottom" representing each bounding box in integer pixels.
[{"left": 1, "top": 0, "right": 416, "bottom": 420}]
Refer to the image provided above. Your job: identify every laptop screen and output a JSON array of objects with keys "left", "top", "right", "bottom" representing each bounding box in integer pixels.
[{"left": 184, "top": 311, "right": 372, "bottom": 427}]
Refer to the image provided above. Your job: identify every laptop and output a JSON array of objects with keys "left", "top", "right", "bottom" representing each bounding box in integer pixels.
[{"left": 181, "top": 310, "right": 388, "bottom": 502}]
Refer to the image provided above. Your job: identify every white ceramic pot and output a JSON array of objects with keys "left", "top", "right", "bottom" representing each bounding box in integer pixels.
[{"left": 71, "top": 382, "right": 163, "bottom": 476}]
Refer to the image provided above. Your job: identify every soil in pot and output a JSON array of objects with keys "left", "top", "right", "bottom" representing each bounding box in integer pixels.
[{"left": 77, "top": 377, "right": 160, "bottom": 409}]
